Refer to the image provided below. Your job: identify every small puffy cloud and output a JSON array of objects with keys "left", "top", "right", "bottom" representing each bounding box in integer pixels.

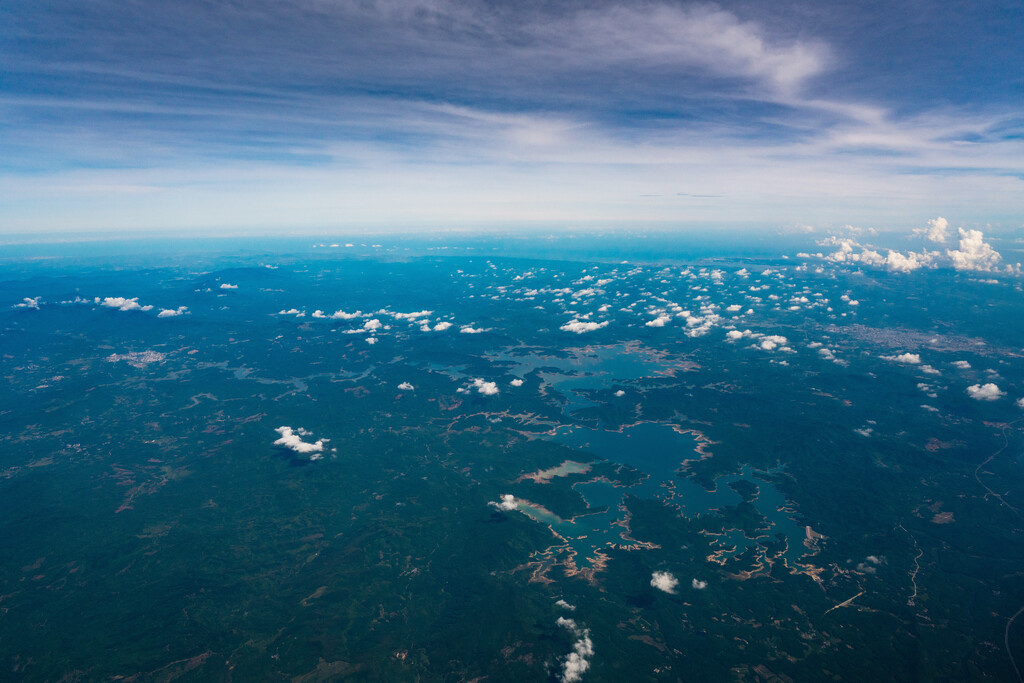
[
  {"left": 393, "top": 310, "right": 432, "bottom": 320},
  {"left": 758, "top": 335, "right": 788, "bottom": 352},
  {"left": 219, "top": 283, "right": 238, "bottom": 289},
  {"left": 691, "top": 578, "right": 708, "bottom": 590},
  {"left": 555, "top": 599, "right": 576, "bottom": 611},
  {"left": 363, "top": 318, "right": 382, "bottom": 331},
  {"left": 614, "top": 389, "right": 625, "bottom": 397},
  {"left": 726, "top": 304, "right": 742, "bottom": 312},
  {"left": 1017, "top": 397, "right": 1024, "bottom": 409},
  {"left": 967, "top": 383, "right": 1004, "bottom": 401},
  {"left": 366, "top": 336, "right": 378, "bottom": 345},
  {"left": 952, "top": 360, "right": 971, "bottom": 369},
  {"left": 13, "top": 297, "right": 41, "bottom": 309},
  {"left": 273, "top": 426, "right": 325, "bottom": 459},
  {"left": 329, "top": 309, "right": 362, "bottom": 319},
  {"left": 645, "top": 314, "right": 671, "bottom": 328},
  {"left": 397, "top": 382, "right": 414, "bottom": 391},
  {"left": 881, "top": 352, "right": 921, "bottom": 364},
  {"left": 725, "top": 330, "right": 744, "bottom": 341},
  {"left": 278, "top": 308, "right": 305, "bottom": 316},
  {"left": 510, "top": 378, "right": 524, "bottom": 387},
  {"left": 472, "top": 378, "right": 499, "bottom": 395},
  {"left": 560, "top": 319, "right": 608, "bottom": 334},
  {"left": 556, "top": 617, "right": 594, "bottom": 683},
  {"left": 432, "top": 321, "right": 453, "bottom": 331},
  {"left": 489, "top": 494, "right": 517, "bottom": 511},
  {"left": 460, "top": 325, "right": 488, "bottom": 334},
  {"left": 948, "top": 228, "right": 1002, "bottom": 272},
  {"left": 158, "top": 306, "right": 188, "bottom": 318},
  {"left": 650, "top": 571, "right": 679, "bottom": 594},
  {"left": 100, "top": 296, "right": 153, "bottom": 312}
]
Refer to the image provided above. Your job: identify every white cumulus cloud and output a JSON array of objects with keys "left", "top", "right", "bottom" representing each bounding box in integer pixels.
[
  {"left": 556, "top": 617, "right": 594, "bottom": 683},
  {"left": 650, "top": 571, "right": 679, "bottom": 594},
  {"left": 472, "top": 378, "right": 499, "bottom": 395},
  {"left": 820, "top": 237, "right": 935, "bottom": 273},
  {"left": 967, "top": 383, "right": 1004, "bottom": 401},
  {"left": 881, "top": 352, "right": 921, "bottom": 364},
  {"left": 329, "top": 309, "right": 362, "bottom": 319},
  {"left": 913, "top": 216, "right": 950, "bottom": 244},
  {"left": 13, "top": 297, "right": 41, "bottom": 309},
  {"left": 489, "top": 494, "right": 517, "bottom": 511},
  {"left": 100, "top": 296, "right": 153, "bottom": 312},
  {"left": 560, "top": 319, "right": 608, "bottom": 334},
  {"left": 948, "top": 228, "right": 1003, "bottom": 272},
  {"left": 273, "top": 426, "right": 325, "bottom": 459}
]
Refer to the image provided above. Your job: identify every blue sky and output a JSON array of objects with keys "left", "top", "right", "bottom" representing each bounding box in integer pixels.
[{"left": 1, "top": 0, "right": 1022, "bottom": 234}]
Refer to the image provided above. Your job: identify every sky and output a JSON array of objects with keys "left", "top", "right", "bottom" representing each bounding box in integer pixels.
[{"left": 1, "top": 0, "right": 1023, "bottom": 235}]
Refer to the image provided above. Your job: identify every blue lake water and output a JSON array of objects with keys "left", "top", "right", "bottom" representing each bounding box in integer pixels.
[
  {"left": 489, "top": 343, "right": 672, "bottom": 414},
  {"left": 529, "top": 420, "right": 808, "bottom": 570}
]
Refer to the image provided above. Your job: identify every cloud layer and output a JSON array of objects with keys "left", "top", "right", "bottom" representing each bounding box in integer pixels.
[{"left": 4, "top": 3, "right": 1022, "bottom": 232}]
